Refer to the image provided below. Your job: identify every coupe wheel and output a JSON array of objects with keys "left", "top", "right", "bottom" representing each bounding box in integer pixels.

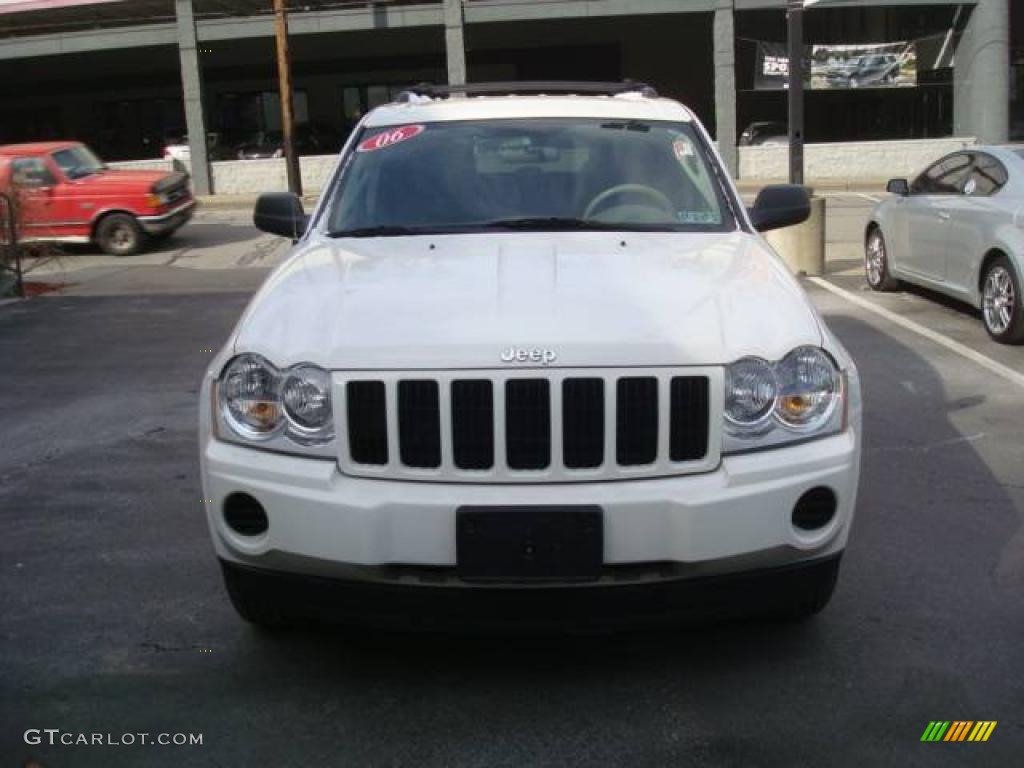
[
  {"left": 981, "top": 256, "right": 1024, "bottom": 345},
  {"left": 865, "top": 227, "right": 898, "bottom": 291},
  {"left": 96, "top": 213, "right": 146, "bottom": 257}
]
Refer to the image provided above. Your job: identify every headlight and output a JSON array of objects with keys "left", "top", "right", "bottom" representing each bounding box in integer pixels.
[
  {"left": 775, "top": 346, "right": 840, "bottom": 430},
  {"left": 217, "top": 354, "right": 335, "bottom": 455},
  {"left": 281, "top": 365, "right": 334, "bottom": 444},
  {"left": 724, "top": 357, "right": 777, "bottom": 429},
  {"left": 220, "top": 354, "right": 284, "bottom": 439},
  {"left": 723, "top": 346, "right": 844, "bottom": 454}
]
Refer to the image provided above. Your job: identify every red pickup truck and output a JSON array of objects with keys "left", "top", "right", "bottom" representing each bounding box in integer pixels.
[{"left": 0, "top": 141, "right": 195, "bottom": 256}]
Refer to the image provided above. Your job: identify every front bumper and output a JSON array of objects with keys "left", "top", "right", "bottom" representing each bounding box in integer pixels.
[
  {"left": 221, "top": 553, "right": 842, "bottom": 630},
  {"left": 138, "top": 200, "right": 196, "bottom": 235},
  {"left": 201, "top": 427, "right": 860, "bottom": 582}
]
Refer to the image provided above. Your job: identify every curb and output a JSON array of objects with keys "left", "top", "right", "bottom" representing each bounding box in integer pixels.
[{"left": 196, "top": 194, "right": 320, "bottom": 210}]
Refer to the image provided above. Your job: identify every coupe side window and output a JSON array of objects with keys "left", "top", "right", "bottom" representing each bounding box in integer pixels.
[
  {"left": 910, "top": 154, "right": 972, "bottom": 196},
  {"left": 10, "top": 157, "right": 56, "bottom": 188},
  {"left": 964, "top": 154, "right": 1008, "bottom": 197}
]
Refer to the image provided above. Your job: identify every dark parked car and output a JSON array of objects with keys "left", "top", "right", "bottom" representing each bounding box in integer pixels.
[
  {"left": 739, "top": 122, "right": 787, "bottom": 147},
  {"left": 828, "top": 54, "right": 900, "bottom": 88},
  {"left": 235, "top": 124, "right": 341, "bottom": 160}
]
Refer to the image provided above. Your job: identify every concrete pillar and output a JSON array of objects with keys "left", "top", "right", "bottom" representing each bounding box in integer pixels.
[
  {"left": 713, "top": 1, "right": 738, "bottom": 176},
  {"left": 174, "top": 0, "right": 212, "bottom": 194},
  {"left": 444, "top": 0, "right": 467, "bottom": 86},
  {"left": 954, "top": 0, "right": 1010, "bottom": 143},
  {"left": 765, "top": 196, "right": 826, "bottom": 277}
]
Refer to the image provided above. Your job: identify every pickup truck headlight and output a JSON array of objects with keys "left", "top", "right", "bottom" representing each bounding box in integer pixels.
[
  {"left": 217, "top": 354, "right": 334, "bottom": 455},
  {"left": 723, "top": 346, "right": 845, "bottom": 454}
]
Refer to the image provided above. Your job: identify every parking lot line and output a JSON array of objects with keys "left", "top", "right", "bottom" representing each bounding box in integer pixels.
[
  {"left": 854, "top": 192, "right": 882, "bottom": 203},
  {"left": 809, "top": 276, "right": 1024, "bottom": 391}
]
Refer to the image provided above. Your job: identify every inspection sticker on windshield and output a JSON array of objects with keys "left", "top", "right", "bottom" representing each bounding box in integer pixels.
[
  {"left": 357, "top": 125, "right": 425, "bottom": 153},
  {"left": 678, "top": 211, "right": 718, "bottom": 224},
  {"left": 673, "top": 138, "right": 694, "bottom": 160}
]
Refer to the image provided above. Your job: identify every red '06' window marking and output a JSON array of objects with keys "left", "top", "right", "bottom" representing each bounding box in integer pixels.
[{"left": 356, "top": 124, "right": 425, "bottom": 152}]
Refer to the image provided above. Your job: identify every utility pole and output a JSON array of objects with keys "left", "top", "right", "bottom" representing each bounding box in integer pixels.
[
  {"left": 273, "top": 0, "right": 302, "bottom": 196},
  {"left": 786, "top": 0, "right": 805, "bottom": 185}
]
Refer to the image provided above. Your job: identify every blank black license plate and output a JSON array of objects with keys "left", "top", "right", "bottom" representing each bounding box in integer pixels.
[{"left": 456, "top": 506, "right": 603, "bottom": 583}]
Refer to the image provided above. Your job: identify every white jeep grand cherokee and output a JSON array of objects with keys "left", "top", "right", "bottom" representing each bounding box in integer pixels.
[{"left": 200, "top": 82, "right": 861, "bottom": 629}]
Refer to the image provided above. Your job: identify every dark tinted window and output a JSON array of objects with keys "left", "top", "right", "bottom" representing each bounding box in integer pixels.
[
  {"left": 910, "top": 153, "right": 972, "bottom": 195},
  {"left": 10, "top": 157, "right": 56, "bottom": 187},
  {"left": 965, "top": 153, "right": 1009, "bottom": 197},
  {"left": 51, "top": 145, "right": 104, "bottom": 179},
  {"left": 329, "top": 119, "right": 732, "bottom": 234}
]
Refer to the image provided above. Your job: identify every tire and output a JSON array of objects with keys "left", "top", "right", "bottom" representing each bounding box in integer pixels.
[
  {"left": 865, "top": 227, "right": 899, "bottom": 291},
  {"left": 221, "top": 561, "right": 293, "bottom": 628},
  {"left": 764, "top": 558, "right": 840, "bottom": 621},
  {"left": 95, "top": 213, "right": 146, "bottom": 256},
  {"left": 980, "top": 255, "right": 1024, "bottom": 345}
]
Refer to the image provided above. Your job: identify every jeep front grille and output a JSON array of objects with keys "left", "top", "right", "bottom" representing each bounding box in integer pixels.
[{"left": 337, "top": 368, "right": 722, "bottom": 483}]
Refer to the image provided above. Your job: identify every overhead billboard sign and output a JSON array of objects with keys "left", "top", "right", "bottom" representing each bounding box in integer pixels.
[
  {"left": 755, "top": 41, "right": 918, "bottom": 91},
  {"left": 0, "top": 0, "right": 127, "bottom": 14}
]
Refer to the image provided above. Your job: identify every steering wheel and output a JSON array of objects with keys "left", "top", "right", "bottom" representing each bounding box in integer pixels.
[{"left": 583, "top": 184, "right": 675, "bottom": 220}]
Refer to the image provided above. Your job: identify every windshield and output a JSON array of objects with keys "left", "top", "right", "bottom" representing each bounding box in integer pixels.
[
  {"left": 52, "top": 144, "right": 106, "bottom": 180},
  {"left": 327, "top": 118, "right": 734, "bottom": 236}
]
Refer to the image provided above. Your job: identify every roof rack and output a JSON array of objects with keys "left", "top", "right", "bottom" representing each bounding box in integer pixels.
[{"left": 394, "top": 80, "right": 659, "bottom": 102}]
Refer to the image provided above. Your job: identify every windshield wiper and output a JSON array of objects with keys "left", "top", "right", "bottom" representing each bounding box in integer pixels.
[
  {"left": 480, "top": 217, "right": 675, "bottom": 232},
  {"left": 480, "top": 217, "right": 627, "bottom": 231},
  {"left": 327, "top": 225, "right": 424, "bottom": 238}
]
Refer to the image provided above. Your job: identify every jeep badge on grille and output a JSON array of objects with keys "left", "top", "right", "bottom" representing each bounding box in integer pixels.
[{"left": 501, "top": 347, "right": 558, "bottom": 365}]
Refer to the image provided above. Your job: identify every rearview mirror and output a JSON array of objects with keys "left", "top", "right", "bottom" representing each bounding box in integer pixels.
[
  {"left": 253, "top": 192, "right": 309, "bottom": 240},
  {"left": 748, "top": 185, "right": 811, "bottom": 233},
  {"left": 886, "top": 178, "right": 909, "bottom": 196}
]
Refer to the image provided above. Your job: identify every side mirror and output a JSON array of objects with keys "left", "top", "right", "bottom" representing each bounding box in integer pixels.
[
  {"left": 886, "top": 178, "right": 909, "bottom": 196},
  {"left": 253, "top": 192, "right": 309, "bottom": 240},
  {"left": 748, "top": 184, "right": 811, "bottom": 233}
]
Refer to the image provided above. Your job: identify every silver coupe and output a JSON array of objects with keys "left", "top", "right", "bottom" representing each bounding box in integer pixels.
[{"left": 865, "top": 145, "right": 1024, "bottom": 344}]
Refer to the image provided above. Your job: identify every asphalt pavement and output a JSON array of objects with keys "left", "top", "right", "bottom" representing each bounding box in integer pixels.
[{"left": 1, "top": 198, "right": 1022, "bottom": 766}]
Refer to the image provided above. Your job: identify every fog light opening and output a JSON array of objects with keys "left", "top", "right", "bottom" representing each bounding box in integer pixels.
[
  {"left": 792, "top": 487, "right": 837, "bottom": 531},
  {"left": 223, "top": 492, "right": 268, "bottom": 536}
]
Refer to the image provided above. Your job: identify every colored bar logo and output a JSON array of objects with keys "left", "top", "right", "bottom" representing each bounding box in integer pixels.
[{"left": 921, "top": 721, "right": 997, "bottom": 742}]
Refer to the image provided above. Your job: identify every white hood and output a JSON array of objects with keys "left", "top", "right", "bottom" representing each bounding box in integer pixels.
[{"left": 233, "top": 231, "right": 823, "bottom": 370}]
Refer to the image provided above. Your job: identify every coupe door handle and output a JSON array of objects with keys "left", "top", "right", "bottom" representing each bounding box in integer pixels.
[{"left": 937, "top": 210, "right": 951, "bottom": 221}]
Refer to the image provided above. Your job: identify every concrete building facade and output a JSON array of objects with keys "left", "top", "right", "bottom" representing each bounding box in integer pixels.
[{"left": 0, "top": 0, "right": 1018, "bottom": 194}]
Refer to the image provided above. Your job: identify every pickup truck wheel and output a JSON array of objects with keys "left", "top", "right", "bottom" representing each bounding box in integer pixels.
[
  {"left": 96, "top": 213, "right": 146, "bottom": 256},
  {"left": 221, "top": 562, "right": 294, "bottom": 629}
]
